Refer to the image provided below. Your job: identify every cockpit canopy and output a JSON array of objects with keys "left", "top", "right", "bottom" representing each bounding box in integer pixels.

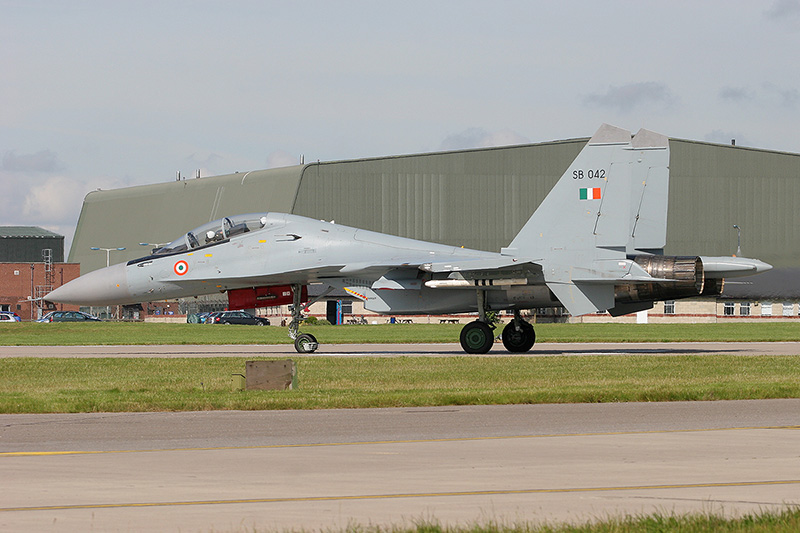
[{"left": 153, "top": 213, "right": 269, "bottom": 256}]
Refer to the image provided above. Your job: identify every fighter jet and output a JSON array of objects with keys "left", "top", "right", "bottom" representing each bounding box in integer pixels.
[{"left": 46, "top": 125, "right": 771, "bottom": 353}]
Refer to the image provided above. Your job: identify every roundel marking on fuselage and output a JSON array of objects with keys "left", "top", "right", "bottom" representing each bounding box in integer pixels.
[{"left": 174, "top": 260, "right": 189, "bottom": 276}]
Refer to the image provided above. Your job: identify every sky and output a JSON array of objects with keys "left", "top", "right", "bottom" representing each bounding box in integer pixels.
[{"left": 2, "top": 1, "right": 799, "bottom": 254}]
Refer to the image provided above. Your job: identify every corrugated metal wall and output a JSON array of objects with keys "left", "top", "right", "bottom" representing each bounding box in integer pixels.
[
  {"left": 0, "top": 237, "right": 64, "bottom": 262},
  {"left": 292, "top": 140, "right": 585, "bottom": 251},
  {"left": 668, "top": 140, "right": 800, "bottom": 268}
]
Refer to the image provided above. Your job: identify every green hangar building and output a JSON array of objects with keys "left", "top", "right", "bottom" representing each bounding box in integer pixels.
[{"left": 68, "top": 133, "right": 800, "bottom": 320}]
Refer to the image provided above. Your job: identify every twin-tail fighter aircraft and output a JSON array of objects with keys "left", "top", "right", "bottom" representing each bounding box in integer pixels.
[{"left": 46, "top": 125, "right": 771, "bottom": 353}]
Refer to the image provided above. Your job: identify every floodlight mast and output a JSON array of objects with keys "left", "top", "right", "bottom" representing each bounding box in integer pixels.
[{"left": 88, "top": 246, "right": 126, "bottom": 319}]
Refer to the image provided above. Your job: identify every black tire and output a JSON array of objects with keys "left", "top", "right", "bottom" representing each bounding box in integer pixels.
[
  {"left": 294, "top": 333, "right": 318, "bottom": 353},
  {"left": 459, "top": 321, "right": 494, "bottom": 354},
  {"left": 501, "top": 321, "right": 535, "bottom": 353}
]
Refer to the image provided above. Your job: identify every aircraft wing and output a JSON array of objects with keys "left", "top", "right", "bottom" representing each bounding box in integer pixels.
[{"left": 419, "top": 256, "right": 539, "bottom": 274}]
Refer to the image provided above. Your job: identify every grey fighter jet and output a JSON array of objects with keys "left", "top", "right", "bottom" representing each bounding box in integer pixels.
[{"left": 46, "top": 125, "right": 771, "bottom": 353}]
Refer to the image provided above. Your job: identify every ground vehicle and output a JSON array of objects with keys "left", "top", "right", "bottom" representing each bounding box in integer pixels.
[
  {"left": 0, "top": 312, "right": 21, "bottom": 323},
  {"left": 37, "top": 311, "right": 101, "bottom": 323},
  {"left": 210, "top": 311, "right": 270, "bottom": 326}
]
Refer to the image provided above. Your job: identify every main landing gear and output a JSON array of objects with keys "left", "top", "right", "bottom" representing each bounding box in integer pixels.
[
  {"left": 458, "top": 290, "right": 535, "bottom": 354},
  {"left": 501, "top": 310, "right": 536, "bottom": 353},
  {"left": 288, "top": 284, "right": 332, "bottom": 353},
  {"left": 459, "top": 289, "right": 496, "bottom": 354}
]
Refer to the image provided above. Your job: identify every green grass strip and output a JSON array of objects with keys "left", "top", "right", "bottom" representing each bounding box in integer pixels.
[
  {"left": 1, "top": 355, "right": 798, "bottom": 413},
  {"left": 333, "top": 508, "right": 800, "bottom": 532},
  {"left": 3, "top": 322, "right": 800, "bottom": 346}
]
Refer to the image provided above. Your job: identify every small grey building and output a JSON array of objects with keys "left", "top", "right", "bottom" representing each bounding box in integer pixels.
[{"left": 1, "top": 226, "right": 65, "bottom": 263}]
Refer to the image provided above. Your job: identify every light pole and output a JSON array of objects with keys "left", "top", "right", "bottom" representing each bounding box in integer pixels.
[
  {"left": 90, "top": 246, "right": 126, "bottom": 268},
  {"left": 139, "top": 242, "right": 168, "bottom": 254},
  {"left": 89, "top": 246, "right": 126, "bottom": 318}
]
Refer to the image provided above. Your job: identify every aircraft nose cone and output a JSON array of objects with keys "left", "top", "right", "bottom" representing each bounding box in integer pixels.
[{"left": 45, "top": 262, "right": 132, "bottom": 306}]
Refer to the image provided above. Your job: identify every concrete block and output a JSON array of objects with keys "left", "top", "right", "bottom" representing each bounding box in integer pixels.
[{"left": 245, "top": 360, "right": 296, "bottom": 390}]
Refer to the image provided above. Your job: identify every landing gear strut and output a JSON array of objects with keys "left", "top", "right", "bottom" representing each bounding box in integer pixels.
[
  {"left": 459, "top": 289, "right": 495, "bottom": 354},
  {"left": 501, "top": 310, "right": 535, "bottom": 353},
  {"left": 288, "top": 284, "right": 332, "bottom": 354}
]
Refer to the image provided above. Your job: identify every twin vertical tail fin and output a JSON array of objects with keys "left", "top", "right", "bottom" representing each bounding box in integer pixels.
[
  {"left": 505, "top": 124, "right": 670, "bottom": 258},
  {"left": 502, "top": 124, "right": 671, "bottom": 316}
]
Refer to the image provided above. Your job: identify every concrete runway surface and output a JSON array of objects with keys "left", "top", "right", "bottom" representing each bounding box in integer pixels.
[
  {"left": 2, "top": 341, "right": 800, "bottom": 357},
  {"left": 1, "top": 343, "right": 799, "bottom": 531}
]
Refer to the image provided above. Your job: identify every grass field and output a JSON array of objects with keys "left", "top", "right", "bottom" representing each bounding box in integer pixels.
[
  {"left": 322, "top": 509, "right": 800, "bottom": 533},
  {"left": 2, "top": 354, "right": 798, "bottom": 413},
  {"left": 2, "top": 321, "right": 799, "bottom": 414},
  {"left": 346, "top": 509, "right": 800, "bottom": 533},
  {"left": 3, "top": 321, "right": 800, "bottom": 345}
]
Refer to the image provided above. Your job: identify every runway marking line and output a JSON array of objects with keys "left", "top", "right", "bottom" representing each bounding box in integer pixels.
[
  {"left": 1, "top": 424, "right": 798, "bottom": 457},
  {"left": 2, "top": 480, "right": 799, "bottom": 513}
]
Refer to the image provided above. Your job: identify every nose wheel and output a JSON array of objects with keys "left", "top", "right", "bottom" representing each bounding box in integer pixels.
[
  {"left": 288, "top": 284, "right": 332, "bottom": 354},
  {"left": 294, "top": 333, "right": 318, "bottom": 353}
]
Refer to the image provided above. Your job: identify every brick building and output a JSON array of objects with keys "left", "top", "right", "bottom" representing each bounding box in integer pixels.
[{"left": 0, "top": 227, "right": 80, "bottom": 320}]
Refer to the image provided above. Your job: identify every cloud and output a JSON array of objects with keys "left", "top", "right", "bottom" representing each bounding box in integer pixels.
[
  {"left": 266, "top": 150, "right": 301, "bottom": 169},
  {"left": 764, "top": 0, "right": 800, "bottom": 19},
  {"left": 763, "top": 83, "right": 800, "bottom": 107},
  {"left": 183, "top": 152, "right": 224, "bottom": 178},
  {"left": 439, "top": 128, "right": 529, "bottom": 151},
  {"left": 22, "top": 176, "right": 88, "bottom": 224},
  {"left": 1, "top": 150, "right": 64, "bottom": 173},
  {"left": 583, "top": 82, "right": 675, "bottom": 112},
  {"left": 719, "top": 86, "right": 755, "bottom": 102},
  {"left": 722, "top": 83, "right": 800, "bottom": 108}
]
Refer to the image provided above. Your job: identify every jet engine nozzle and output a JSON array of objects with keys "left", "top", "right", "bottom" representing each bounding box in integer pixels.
[{"left": 615, "top": 255, "right": 705, "bottom": 303}]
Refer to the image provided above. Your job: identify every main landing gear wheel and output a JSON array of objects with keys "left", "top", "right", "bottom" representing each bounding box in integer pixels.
[
  {"left": 459, "top": 321, "right": 495, "bottom": 354},
  {"left": 294, "top": 333, "right": 318, "bottom": 354},
  {"left": 501, "top": 321, "right": 535, "bottom": 353}
]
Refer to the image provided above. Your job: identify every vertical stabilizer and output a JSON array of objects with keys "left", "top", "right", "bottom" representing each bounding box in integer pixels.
[
  {"left": 503, "top": 124, "right": 671, "bottom": 316},
  {"left": 505, "top": 125, "right": 670, "bottom": 258},
  {"left": 505, "top": 124, "right": 633, "bottom": 257},
  {"left": 627, "top": 128, "right": 670, "bottom": 253}
]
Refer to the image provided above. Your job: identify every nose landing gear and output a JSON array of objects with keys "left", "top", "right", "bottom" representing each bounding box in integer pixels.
[{"left": 287, "top": 284, "right": 331, "bottom": 354}]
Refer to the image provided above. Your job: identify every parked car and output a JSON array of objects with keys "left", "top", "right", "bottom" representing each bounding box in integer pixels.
[
  {"left": 210, "top": 311, "right": 270, "bottom": 326},
  {"left": 203, "top": 312, "right": 222, "bottom": 324},
  {"left": 0, "top": 312, "right": 21, "bottom": 323},
  {"left": 37, "top": 311, "right": 102, "bottom": 323}
]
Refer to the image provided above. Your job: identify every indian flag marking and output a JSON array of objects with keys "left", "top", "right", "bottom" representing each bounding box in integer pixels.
[
  {"left": 579, "top": 187, "right": 602, "bottom": 200},
  {"left": 173, "top": 260, "right": 189, "bottom": 276}
]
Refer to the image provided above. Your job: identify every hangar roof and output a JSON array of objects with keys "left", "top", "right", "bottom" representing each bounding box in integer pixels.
[{"left": 0, "top": 226, "right": 63, "bottom": 238}]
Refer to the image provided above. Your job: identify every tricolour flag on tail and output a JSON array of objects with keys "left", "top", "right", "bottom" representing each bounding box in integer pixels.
[{"left": 579, "top": 187, "right": 601, "bottom": 200}]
